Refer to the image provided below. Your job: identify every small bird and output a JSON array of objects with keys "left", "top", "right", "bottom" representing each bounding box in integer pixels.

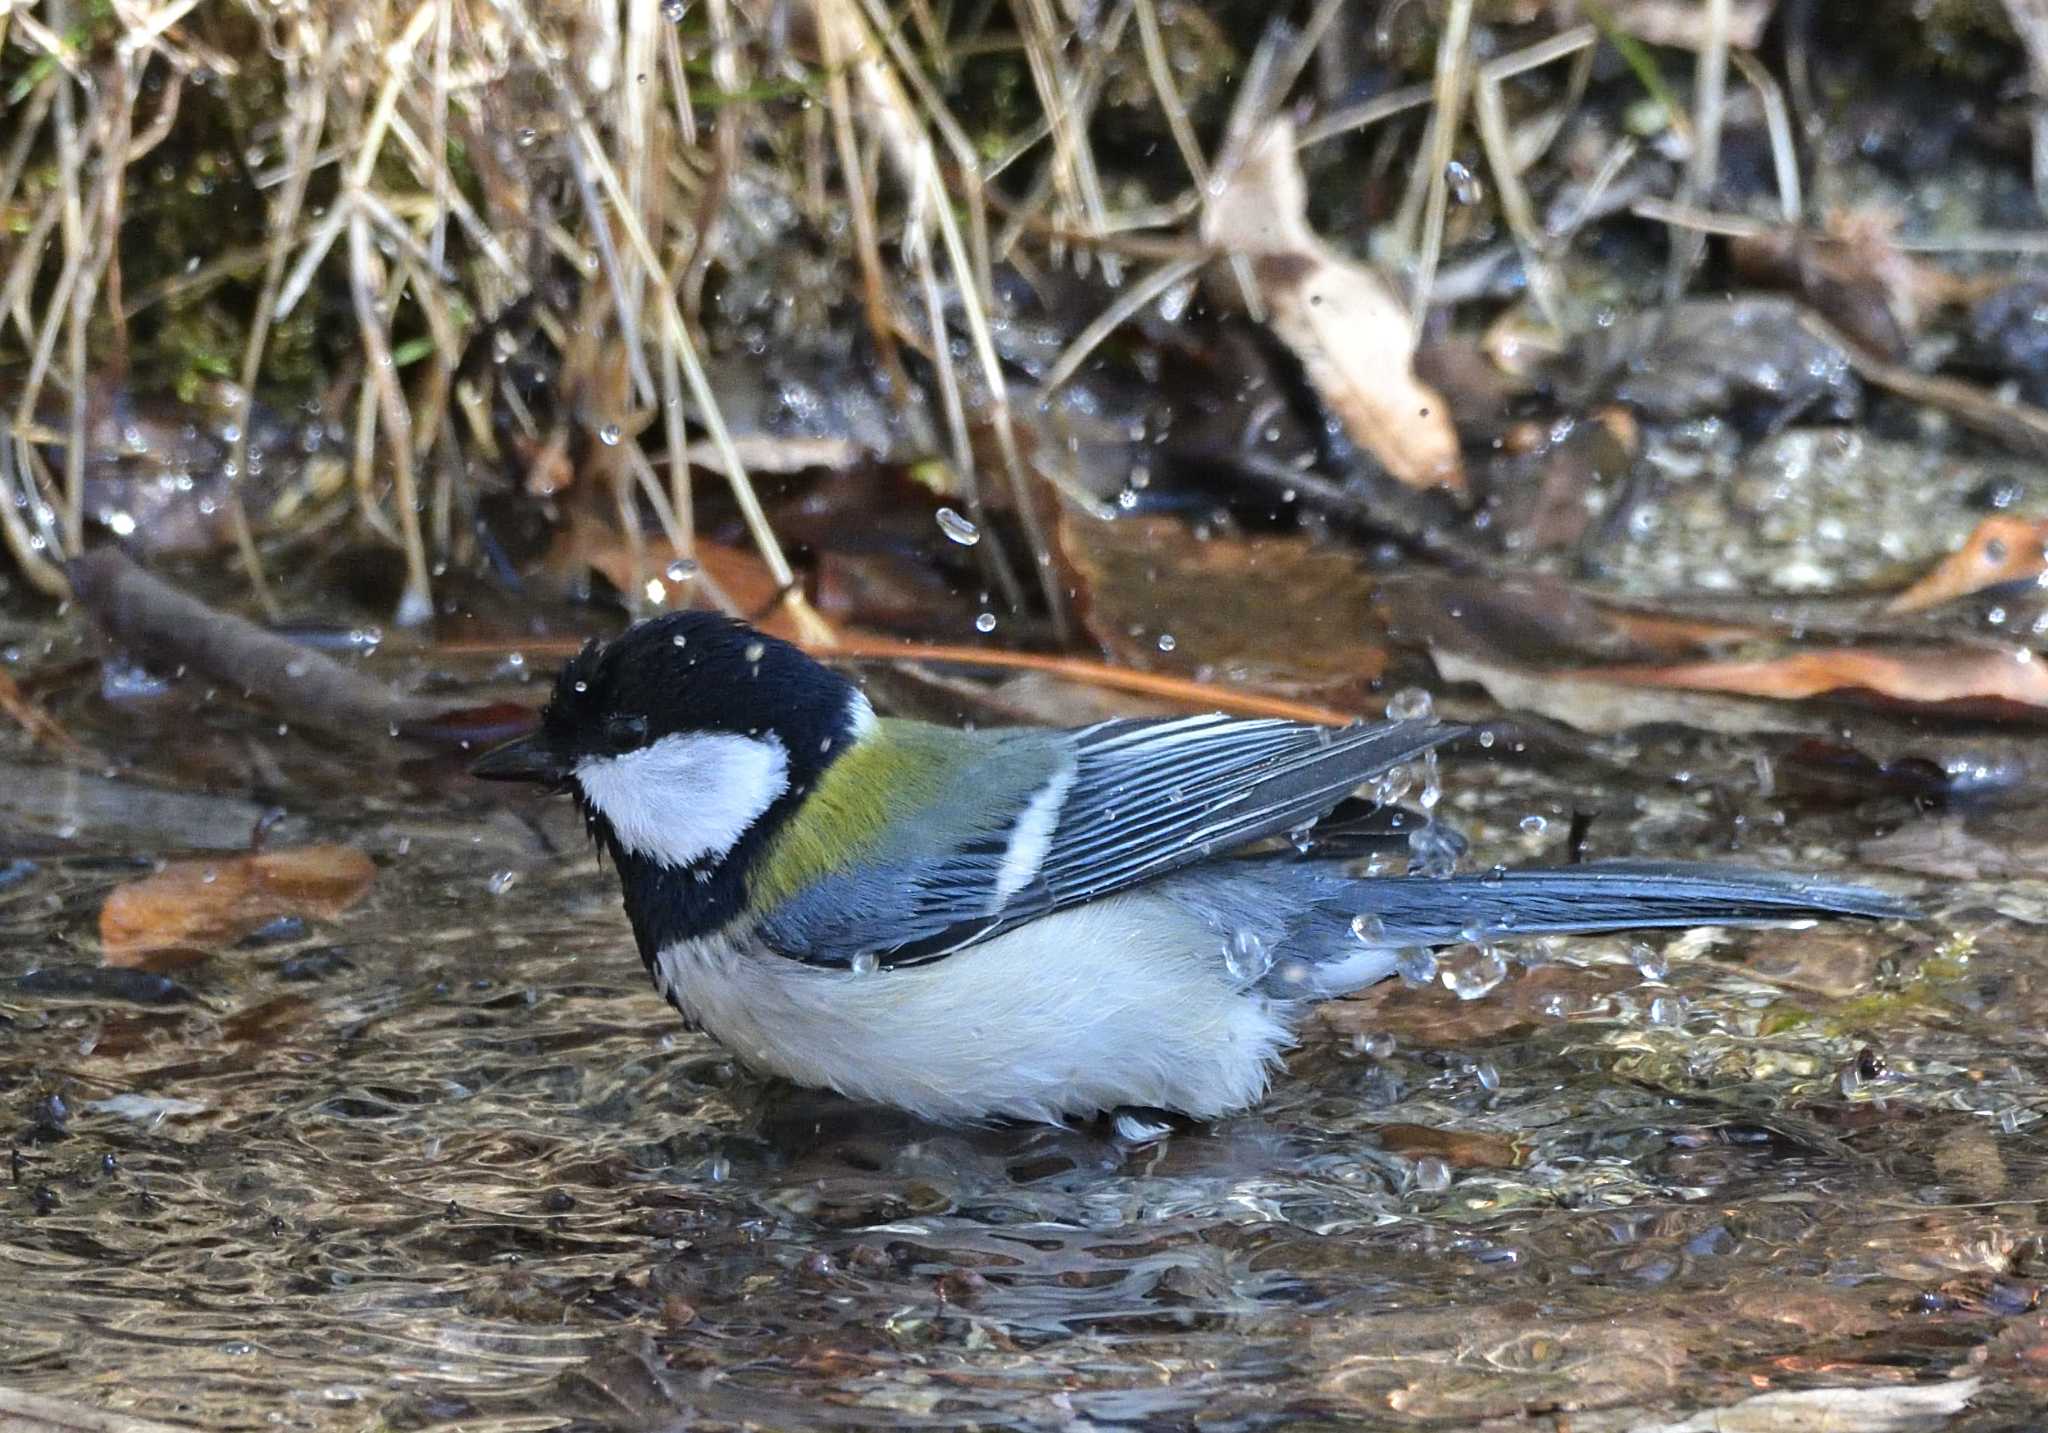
[{"left": 473, "top": 611, "right": 1914, "bottom": 1126}]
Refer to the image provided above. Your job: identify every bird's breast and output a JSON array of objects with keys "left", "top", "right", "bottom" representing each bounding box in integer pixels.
[{"left": 646, "top": 897, "right": 1296, "bottom": 1122}]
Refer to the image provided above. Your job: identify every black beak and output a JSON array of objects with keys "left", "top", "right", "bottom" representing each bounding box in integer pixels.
[{"left": 470, "top": 732, "right": 568, "bottom": 786}]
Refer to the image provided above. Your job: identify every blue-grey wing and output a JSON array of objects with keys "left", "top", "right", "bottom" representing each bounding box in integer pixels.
[
  {"left": 756, "top": 714, "right": 1458, "bottom": 968},
  {"left": 1036, "top": 714, "right": 1455, "bottom": 904}
]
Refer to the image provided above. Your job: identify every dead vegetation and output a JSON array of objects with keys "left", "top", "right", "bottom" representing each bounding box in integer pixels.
[{"left": 5, "top": 0, "right": 2048, "bottom": 731}]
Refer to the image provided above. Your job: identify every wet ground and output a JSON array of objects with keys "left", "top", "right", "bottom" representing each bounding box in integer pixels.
[{"left": 1, "top": 618, "right": 2042, "bottom": 1431}]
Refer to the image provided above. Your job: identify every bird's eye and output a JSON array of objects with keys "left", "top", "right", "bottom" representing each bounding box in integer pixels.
[{"left": 603, "top": 714, "right": 649, "bottom": 752}]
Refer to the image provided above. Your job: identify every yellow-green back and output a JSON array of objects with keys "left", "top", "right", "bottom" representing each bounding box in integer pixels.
[{"left": 751, "top": 719, "right": 1006, "bottom": 908}]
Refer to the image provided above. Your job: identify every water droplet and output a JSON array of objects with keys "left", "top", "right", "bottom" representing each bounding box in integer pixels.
[
  {"left": 935, "top": 507, "right": 980, "bottom": 545},
  {"left": 743, "top": 642, "right": 766, "bottom": 664},
  {"left": 1474, "top": 1060, "right": 1500, "bottom": 1091},
  {"left": 974, "top": 612, "right": 997, "bottom": 634},
  {"left": 1416, "top": 751, "right": 1443, "bottom": 811},
  {"left": 486, "top": 870, "right": 518, "bottom": 896},
  {"left": 1406, "top": 817, "right": 1461, "bottom": 878},
  {"left": 1445, "top": 159, "right": 1484, "bottom": 205},
  {"left": 1443, "top": 947, "right": 1508, "bottom": 1001},
  {"left": 1395, "top": 947, "right": 1438, "bottom": 985},
  {"left": 707, "top": 1154, "right": 731, "bottom": 1181},
  {"left": 598, "top": 424, "right": 621, "bottom": 446},
  {"left": 1350, "top": 913, "right": 1387, "bottom": 944},
  {"left": 1156, "top": 633, "right": 1177, "bottom": 653},
  {"left": 1519, "top": 814, "right": 1547, "bottom": 835},
  {"left": 1630, "top": 942, "right": 1670, "bottom": 981},
  {"left": 573, "top": 680, "right": 589, "bottom": 693},
  {"left": 1222, "top": 928, "right": 1273, "bottom": 983},
  {"left": 849, "top": 951, "right": 879, "bottom": 976},
  {"left": 1385, "top": 687, "right": 1434, "bottom": 721},
  {"left": 1355, "top": 1030, "right": 1395, "bottom": 1059},
  {"left": 665, "top": 558, "right": 699, "bottom": 583},
  {"left": 1648, "top": 994, "right": 1687, "bottom": 1027},
  {"left": 661, "top": 0, "right": 687, "bottom": 18},
  {"left": 1479, "top": 864, "right": 1506, "bottom": 886},
  {"left": 1414, "top": 1157, "right": 1452, "bottom": 1192}
]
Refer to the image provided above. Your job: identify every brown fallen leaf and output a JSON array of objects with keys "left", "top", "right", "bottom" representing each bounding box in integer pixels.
[
  {"left": 1382, "top": 568, "right": 2048, "bottom": 728},
  {"left": 562, "top": 523, "right": 803, "bottom": 640},
  {"left": 1375, "top": 1123, "right": 1525, "bottom": 1170},
  {"left": 1202, "top": 119, "right": 1465, "bottom": 496},
  {"left": 1432, "top": 645, "right": 1836, "bottom": 736},
  {"left": 1730, "top": 209, "right": 1968, "bottom": 359},
  {"left": 1060, "top": 510, "right": 1389, "bottom": 702},
  {"left": 1887, "top": 515, "right": 2048, "bottom": 614},
  {"left": 101, "top": 846, "right": 376, "bottom": 962},
  {"left": 1377, "top": 569, "right": 1764, "bottom": 668},
  {"left": 1585, "top": 646, "right": 2048, "bottom": 721}
]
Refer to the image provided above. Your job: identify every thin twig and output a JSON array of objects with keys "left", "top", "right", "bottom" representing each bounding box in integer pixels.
[
  {"left": 1665, "top": 0, "right": 1733, "bottom": 301},
  {"left": 1730, "top": 48, "right": 1800, "bottom": 225},
  {"left": 1410, "top": 0, "right": 1474, "bottom": 328},
  {"left": 1040, "top": 255, "right": 1204, "bottom": 397}
]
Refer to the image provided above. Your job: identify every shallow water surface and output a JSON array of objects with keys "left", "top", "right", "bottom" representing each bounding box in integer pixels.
[{"left": 1, "top": 646, "right": 2043, "bottom": 1431}]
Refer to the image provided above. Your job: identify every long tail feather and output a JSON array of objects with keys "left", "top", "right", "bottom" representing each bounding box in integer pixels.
[{"left": 1347, "top": 859, "right": 1917, "bottom": 948}]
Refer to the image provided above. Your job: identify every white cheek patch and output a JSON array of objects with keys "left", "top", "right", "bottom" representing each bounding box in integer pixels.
[{"left": 575, "top": 731, "right": 790, "bottom": 868}]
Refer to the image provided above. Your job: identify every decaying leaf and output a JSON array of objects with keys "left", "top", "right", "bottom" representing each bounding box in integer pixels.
[
  {"left": 1375, "top": 1123, "right": 1525, "bottom": 1170},
  {"left": 1431, "top": 646, "right": 1835, "bottom": 737},
  {"left": 1730, "top": 210, "right": 1966, "bottom": 359},
  {"left": 1887, "top": 515, "right": 2048, "bottom": 614},
  {"left": 1060, "top": 510, "right": 1387, "bottom": 700},
  {"left": 1201, "top": 119, "right": 1465, "bottom": 497},
  {"left": 1587, "top": 647, "right": 2048, "bottom": 721},
  {"left": 1381, "top": 568, "right": 2048, "bottom": 730},
  {"left": 101, "top": 845, "right": 376, "bottom": 962},
  {"left": 560, "top": 522, "right": 801, "bottom": 639}
]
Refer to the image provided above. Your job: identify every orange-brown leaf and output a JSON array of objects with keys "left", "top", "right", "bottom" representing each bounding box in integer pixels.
[
  {"left": 1202, "top": 119, "right": 1465, "bottom": 496},
  {"left": 1585, "top": 646, "right": 2048, "bottom": 715},
  {"left": 1376, "top": 1123, "right": 1525, "bottom": 1170},
  {"left": 1060, "top": 512, "right": 1388, "bottom": 700},
  {"left": 1887, "top": 515, "right": 2048, "bottom": 614},
  {"left": 101, "top": 846, "right": 376, "bottom": 963}
]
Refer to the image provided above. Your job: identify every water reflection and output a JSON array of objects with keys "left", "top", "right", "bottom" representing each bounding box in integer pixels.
[{"left": 2, "top": 698, "right": 2042, "bottom": 1429}]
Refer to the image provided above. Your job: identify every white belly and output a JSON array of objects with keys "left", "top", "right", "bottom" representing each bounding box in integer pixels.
[{"left": 650, "top": 895, "right": 1294, "bottom": 1123}]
